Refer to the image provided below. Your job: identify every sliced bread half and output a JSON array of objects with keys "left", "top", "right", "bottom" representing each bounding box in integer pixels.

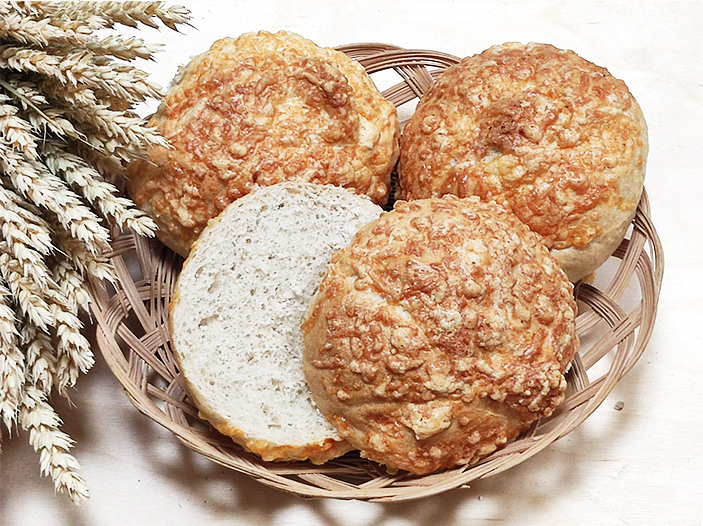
[{"left": 169, "top": 181, "right": 383, "bottom": 463}]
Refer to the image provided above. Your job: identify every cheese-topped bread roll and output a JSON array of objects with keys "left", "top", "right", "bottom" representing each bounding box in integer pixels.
[
  {"left": 170, "top": 182, "right": 383, "bottom": 464},
  {"left": 302, "top": 196, "right": 578, "bottom": 475},
  {"left": 398, "top": 42, "right": 647, "bottom": 282},
  {"left": 128, "top": 31, "right": 399, "bottom": 256}
]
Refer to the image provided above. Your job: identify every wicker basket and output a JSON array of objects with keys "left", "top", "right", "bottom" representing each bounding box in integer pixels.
[{"left": 89, "top": 44, "right": 664, "bottom": 502}]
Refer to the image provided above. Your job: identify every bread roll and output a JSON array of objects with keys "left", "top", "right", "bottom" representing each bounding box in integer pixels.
[
  {"left": 302, "top": 196, "right": 578, "bottom": 474},
  {"left": 169, "top": 182, "right": 383, "bottom": 464},
  {"left": 398, "top": 42, "right": 648, "bottom": 282},
  {"left": 128, "top": 30, "right": 399, "bottom": 256}
]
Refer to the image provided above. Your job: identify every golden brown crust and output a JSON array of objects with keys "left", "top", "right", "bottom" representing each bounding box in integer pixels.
[
  {"left": 172, "top": 328, "right": 353, "bottom": 464},
  {"left": 127, "top": 31, "right": 399, "bottom": 256},
  {"left": 302, "top": 196, "right": 578, "bottom": 475},
  {"left": 188, "top": 386, "right": 353, "bottom": 465},
  {"left": 398, "top": 42, "right": 647, "bottom": 282},
  {"left": 169, "top": 261, "right": 353, "bottom": 466}
]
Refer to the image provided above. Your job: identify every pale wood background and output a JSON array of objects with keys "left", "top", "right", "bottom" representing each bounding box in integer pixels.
[{"left": 1, "top": 1, "right": 701, "bottom": 525}]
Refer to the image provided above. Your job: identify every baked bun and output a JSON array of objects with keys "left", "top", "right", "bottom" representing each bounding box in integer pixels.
[
  {"left": 128, "top": 30, "right": 399, "bottom": 256},
  {"left": 169, "top": 181, "right": 383, "bottom": 464},
  {"left": 302, "top": 196, "right": 578, "bottom": 475},
  {"left": 398, "top": 42, "right": 648, "bottom": 282}
]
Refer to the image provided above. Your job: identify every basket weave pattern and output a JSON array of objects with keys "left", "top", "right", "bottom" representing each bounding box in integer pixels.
[{"left": 89, "top": 45, "right": 664, "bottom": 502}]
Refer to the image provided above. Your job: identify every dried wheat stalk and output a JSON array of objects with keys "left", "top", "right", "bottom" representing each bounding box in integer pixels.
[{"left": 0, "top": 1, "right": 191, "bottom": 503}]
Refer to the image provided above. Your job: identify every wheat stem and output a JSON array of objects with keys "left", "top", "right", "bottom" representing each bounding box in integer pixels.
[
  {"left": 0, "top": 282, "right": 23, "bottom": 431},
  {"left": 1, "top": 142, "right": 112, "bottom": 254},
  {"left": 20, "top": 384, "right": 90, "bottom": 504},
  {"left": 19, "top": 317, "right": 56, "bottom": 395},
  {"left": 0, "top": 0, "right": 191, "bottom": 503}
]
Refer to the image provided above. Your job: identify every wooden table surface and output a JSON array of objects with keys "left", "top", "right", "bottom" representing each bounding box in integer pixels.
[{"left": 2, "top": 1, "right": 701, "bottom": 525}]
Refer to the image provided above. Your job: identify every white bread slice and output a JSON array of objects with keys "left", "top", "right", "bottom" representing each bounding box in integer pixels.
[{"left": 169, "top": 181, "right": 383, "bottom": 464}]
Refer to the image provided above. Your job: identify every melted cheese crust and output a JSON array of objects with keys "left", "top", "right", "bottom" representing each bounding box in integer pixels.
[
  {"left": 128, "top": 31, "right": 399, "bottom": 256},
  {"left": 399, "top": 42, "right": 647, "bottom": 281},
  {"left": 302, "top": 196, "right": 579, "bottom": 475}
]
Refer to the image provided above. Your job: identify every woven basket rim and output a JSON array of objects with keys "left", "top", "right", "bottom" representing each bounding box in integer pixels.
[{"left": 88, "top": 43, "right": 665, "bottom": 503}]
